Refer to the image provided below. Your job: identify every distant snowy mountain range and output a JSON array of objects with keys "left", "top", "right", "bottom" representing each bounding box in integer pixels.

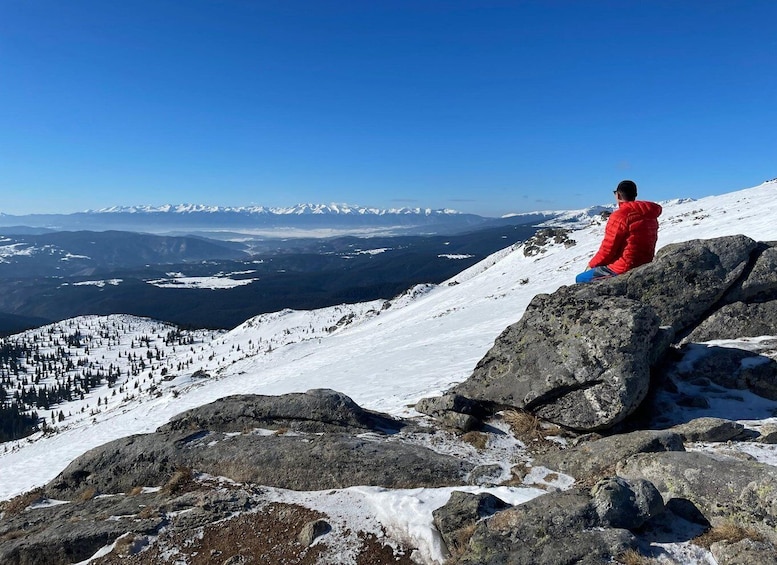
[
  {"left": 93, "top": 203, "right": 461, "bottom": 216},
  {"left": 0, "top": 203, "right": 556, "bottom": 237}
]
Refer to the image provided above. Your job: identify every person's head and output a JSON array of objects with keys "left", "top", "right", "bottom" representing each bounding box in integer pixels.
[{"left": 614, "top": 180, "right": 637, "bottom": 202}]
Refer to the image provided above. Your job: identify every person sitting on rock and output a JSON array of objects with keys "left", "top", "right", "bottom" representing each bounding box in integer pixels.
[{"left": 576, "top": 180, "right": 662, "bottom": 283}]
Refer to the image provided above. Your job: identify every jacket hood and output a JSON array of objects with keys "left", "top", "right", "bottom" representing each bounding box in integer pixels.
[{"left": 619, "top": 200, "right": 662, "bottom": 219}]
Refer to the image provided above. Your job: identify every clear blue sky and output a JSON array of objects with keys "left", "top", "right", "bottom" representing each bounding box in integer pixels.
[{"left": 1, "top": 1, "right": 775, "bottom": 217}]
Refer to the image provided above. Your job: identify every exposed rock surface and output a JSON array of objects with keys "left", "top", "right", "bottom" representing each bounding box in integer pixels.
[
  {"left": 590, "top": 476, "right": 664, "bottom": 530},
  {"left": 711, "top": 538, "right": 777, "bottom": 565},
  {"left": 432, "top": 491, "right": 511, "bottom": 557},
  {"left": 686, "top": 301, "right": 777, "bottom": 342},
  {"left": 669, "top": 417, "right": 746, "bottom": 442},
  {"left": 452, "top": 287, "right": 662, "bottom": 430},
  {"left": 45, "top": 390, "right": 470, "bottom": 500},
  {"left": 670, "top": 344, "right": 777, "bottom": 400},
  {"left": 603, "top": 234, "right": 758, "bottom": 333},
  {"left": 618, "top": 450, "right": 777, "bottom": 533},
  {"left": 453, "top": 488, "right": 639, "bottom": 565},
  {"left": 533, "top": 429, "right": 685, "bottom": 480},
  {"left": 159, "top": 388, "right": 404, "bottom": 434},
  {"left": 446, "top": 236, "right": 773, "bottom": 432}
]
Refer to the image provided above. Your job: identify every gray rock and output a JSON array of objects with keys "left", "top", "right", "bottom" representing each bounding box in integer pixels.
[
  {"left": 686, "top": 301, "right": 777, "bottom": 342},
  {"left": 0, "top": 493, "right": 165, "bottom": 565},
  {"left": 298, "top": 519, "right": 331, "bottom": 546},
  {"left": 522, "top": 228, "right": 576, "bottom": 257},
  {"left": 432, "top": 490, "right": 511, "bottom": 557},
  {"left": 467, "top": 464, "right": 506, "bottom": 486},
  {"left": 47, "top": 430, "right": 471, "bottom": 498},
  {"left": 534, "top": 429, "right": 685, "bottom": 480},
  {"left": 439, "top": 411, "right": 480, "bottom": 432},
  {"left": 453, "top": 285, "right": 662, "bottom": 431},
  {"left": 183, "top": 432, "right": 472, "bottom": 491},
  {"left": 45, "top": 430, "right": 188, "bottom": 499},
  {"left": 603, "top": 235, "right": 758, "bottom": 333},
  {"left": 415, "top": 392, "right": 487, "bottom": 419},
  {"left": 456, "top": 489, "right": 636, "bottom": 565},
  {"left": 711, "top": 538, "right": 777, "bottom": 565},
  {"left": 673, "top": 344, "right": 777, "bottom": 400},
  {"left": 759, "top": 423, "right": 777, "bottom": 444},
  {"left": 670, "top": 417, "right": 746, "bottom": 442},
  {"left": 415, "top": 393, "right": 486, "bottom": 431},
  {"left": 617, "top": 451, "right": 777, "bottom": 531},
  {"left": 159, "top": 388, "right": 403, "bottom": 434},
  {"left": 723, "top": 243, "right": 777, "bottom": 304},
  {"left": 591, "top": 476, "right": 664, "bottom": 530},
  {"left": 164, "top": 489, "right": 256, "bottom": 530}
]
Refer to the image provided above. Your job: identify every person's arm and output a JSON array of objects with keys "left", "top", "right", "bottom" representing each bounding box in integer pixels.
[{"left": 588, "top": 212, "right": 628, "bottom": 268}]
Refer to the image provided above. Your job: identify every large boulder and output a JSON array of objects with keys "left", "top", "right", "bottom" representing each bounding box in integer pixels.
[
  {"left": 670, "top": 344, "right": 777, "bottom": 400},
  {"left": 533, "top": 429, "right": 685, "bottom": 480},
  {"left": 453, "top": 285, "right": 662, "bottom": 430},
  {"left": 590, "top": 476, "right": 664, "bottom": 530},
  {"left": 0, "top": 492, "right": 166, "bottom": 565},
  {"left": 721, "top": 243, "right": 777, "bottom": 304},
  {"left": 685, "top": 301, "right": 777, "bottom": 343},
  {"left": 455, "top": 488, "right": 638, "bottom": 565},
  {"left": 46, "top": 392, "right": 471, "bottom": 500},
  {"left": 617, "top": 451, "right": 777, "bottom": 535},
  {"left": 450, "top": 235, "right": 764, "bottom": 432},
  {"left": 158, "top": 388, "right": 404, "bottom": 434},
  {"left": 603, "top": 235, "right": 758, "bottom": 333}
]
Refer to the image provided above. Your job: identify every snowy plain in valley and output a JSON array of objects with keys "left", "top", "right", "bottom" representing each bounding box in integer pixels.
[{"left": 2, "top": 180, "right": 777, "bottom": 564}]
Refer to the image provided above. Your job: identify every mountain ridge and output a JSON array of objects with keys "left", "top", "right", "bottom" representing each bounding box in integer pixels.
[{"left": 89, "top": 202, "right": 463, "bottom": 216}]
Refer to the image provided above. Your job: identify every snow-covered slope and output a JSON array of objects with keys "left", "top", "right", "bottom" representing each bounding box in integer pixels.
[{"left": 1, "top": 180, "right": 776, "bottom": 562}]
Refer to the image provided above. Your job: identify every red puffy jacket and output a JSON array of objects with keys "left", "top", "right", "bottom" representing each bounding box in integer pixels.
[{"left": 588, "top": 200, "right": 662, "bottom": 274}]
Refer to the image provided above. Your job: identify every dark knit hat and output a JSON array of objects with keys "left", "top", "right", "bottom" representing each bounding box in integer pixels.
[{"left": 616, "top": 180, "right": 637, "bottom": 200}]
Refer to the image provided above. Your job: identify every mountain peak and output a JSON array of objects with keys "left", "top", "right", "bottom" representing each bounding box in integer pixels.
[{"left": 89, "top": 203, "right": 463, "bottom": 217}]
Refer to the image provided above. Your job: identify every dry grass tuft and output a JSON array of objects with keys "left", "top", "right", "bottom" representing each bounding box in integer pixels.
[
  {"left": 461, "top": 431, "right": 488, "bottom": 450},
  {"left": 502, "top": 409, "right": 564, "bottom": 452},
  {"left": 77, "top": 487, "right": 98, "bottom": 502},
  {"left": 163, "top": 467, "right": 195, "bottom": 495},
  {"left": 615, "top": 548, "right": 660, "bottom": 565},
  {"left": 1, "top": 487, "right": 45, "bottom": 516},
  {"left": 503, "top": 409, "right": 541, "bottom": 436},
  {"left": 693, "top": 521, "right": 768, "bottom": 549},
  {"left": 112, "top": 533, "right": 138, "bottom": 557}
]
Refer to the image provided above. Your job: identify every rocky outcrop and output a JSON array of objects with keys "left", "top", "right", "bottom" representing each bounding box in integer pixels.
[
  {"left": 45, "top": 389, "right": 469, "bottom": 500},
  {"left": 2, "top": 390, "right": 472, "bottom": 565},
  {"left": 670, "top": 343, "right": 777, "bottom": 400},
  {"left": 603, "top": 234, "right": 758, "bottom": 333},
  {"left": 452, "top": 287, "right": 662, "bottom": 430},
  {"left": 533, "top": 429, "right": 685, "bottom": 480},
  {"left": 686, "top": 301, "right": 777, "bottom": 343},
  {"left": 618, "top": 450, "right": 777, "bottom": 535},
  {"left": 158, "top": 388, "right": 404, "bottom": 434},
  {"left": 453, "top": 488, "right": 641, "bottom": 564},
  {"left": 432, "top": 491, "right": 511, "bottom": 557},
  {"left": 446, "top": 235, "right": 775, "bottom": 432}
]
